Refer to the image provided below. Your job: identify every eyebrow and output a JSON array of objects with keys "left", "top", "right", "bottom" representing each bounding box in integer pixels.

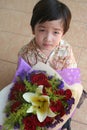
[
  {"left": 54, "top": 28, "right": 62, "bottom": 31},
  {"left": 38, "top": 25, "right": 62, "bottom": 31}
]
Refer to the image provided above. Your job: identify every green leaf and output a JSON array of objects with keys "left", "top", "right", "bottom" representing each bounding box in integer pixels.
[
  {"left": 24, "top": 79, "right": 37, "bottom": 92},
  {"left": 3, "top": 103, "right": 30, "bottom": 129}
]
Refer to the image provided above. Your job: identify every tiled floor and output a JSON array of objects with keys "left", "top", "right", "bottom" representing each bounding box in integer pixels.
[{"left": 0, "top": 0, "right": 87, "bottom": 129}]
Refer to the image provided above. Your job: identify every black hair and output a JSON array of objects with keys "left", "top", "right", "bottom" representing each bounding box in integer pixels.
[{"left": 30, "top": 0, "right": 71, "bottom": 34}]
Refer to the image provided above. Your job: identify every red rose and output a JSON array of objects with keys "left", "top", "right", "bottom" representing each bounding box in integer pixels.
[
  {"left": 13, "top": 82, "right": 26, "bottom": 92},
  {"left": 9, "top": 90, "right": 17, "bottom": 100},
  {"left": 60, "top": 107, "right": 65, "bottom": 117},
  {"left": 37, "top": 117, "right": 53, "bottom": 127},
  {"left": 31, "top": 73, "right": 52, "bottom": 88},
  {"left": 37, "top": 80, "right": 52, "bottom": 87},
  {"left": 50, "top": 100, "right": 65, "bottom": 117},
  {"left": 31, "top": 73, "right": 48, "bottom": 84},
  {"left": 23, "top": 115, "right": 37, "bottom": 130},
  {"left": 23, "top": 115, "right": 53, "bottom": 129},
  {"left": 11, "top": 101, "right": 21, "bottom": 112},
  {"left": 65, "top": 89, "right": 72, "bottom": 100},
  {"left": 50, "top": 100, "right": 62, "bottom": 112},
  {"left": 9, "top": 82, "right": 25, "bottom": 100},
  {"left": 55, "top": 89, "right": 65, "bottom": 95}
]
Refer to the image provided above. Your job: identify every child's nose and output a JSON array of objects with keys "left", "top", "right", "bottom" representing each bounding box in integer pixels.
[{"left": 44, "top": 33, "right": 52, "bottom": 42}]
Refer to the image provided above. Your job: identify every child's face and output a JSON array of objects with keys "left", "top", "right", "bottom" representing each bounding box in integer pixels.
[{"left": 33, "top": 20, "right": 64, "bottom": 52}]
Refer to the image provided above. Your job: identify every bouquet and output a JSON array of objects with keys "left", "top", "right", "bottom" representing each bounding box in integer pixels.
[
  {"left": 0, "top": 58, "right": 83, "bottom": 130},
  {"left": 3, "top": 67, "right": 75, "bottom": 130}
]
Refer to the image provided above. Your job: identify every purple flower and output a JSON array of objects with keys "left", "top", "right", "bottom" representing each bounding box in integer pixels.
[
  {"left": 14, "top": 123, "right": 20, "bottom": 129},
  {"left": 46, "top": 115, "right": 63, "bottom": 128},
  {"left": 58, "top": 80, "right": 64, "bottom": 89},
  {"left": 66, "top": 98, "right": 75, "bottom": 114},
  {"left": 67, "top": 98, "right": 75, "bottom": 105},
  {"left": 48, "top": 75, "right": 53, "bottom": 80}
]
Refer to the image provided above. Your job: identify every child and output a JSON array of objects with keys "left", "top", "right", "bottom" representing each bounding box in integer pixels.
[
  {"left": 18, "top": 0, "right": 87, "bottom": 129},
  {"left": 18, "top": 0, "right": 77, "bottom": 70}
]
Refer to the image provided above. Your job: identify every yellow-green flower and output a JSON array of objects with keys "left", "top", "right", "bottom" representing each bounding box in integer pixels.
[{"left": 23, "top": 85, "right": 56, "bottom": 122}]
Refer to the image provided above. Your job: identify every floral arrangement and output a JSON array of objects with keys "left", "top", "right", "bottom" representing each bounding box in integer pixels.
[{"left": 3, "top": 69, "right": 75, "bottom": 130}]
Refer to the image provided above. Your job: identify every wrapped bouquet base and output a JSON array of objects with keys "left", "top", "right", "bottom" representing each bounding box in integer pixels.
[{"left": 0, "top": 60, "right": 83, "bottom": 130}]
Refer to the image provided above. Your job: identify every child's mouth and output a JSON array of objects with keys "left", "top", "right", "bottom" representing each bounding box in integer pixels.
[{"left": 43, "top": 43, "right": 53, "bottom": 47}]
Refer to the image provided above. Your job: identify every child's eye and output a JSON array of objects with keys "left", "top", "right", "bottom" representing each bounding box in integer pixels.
[
  {"left": 39, "top": 29, "right": 45, "bottom": 32},
  {"left": 54, "top": 31, "right": 59, "bottom": 34}
]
